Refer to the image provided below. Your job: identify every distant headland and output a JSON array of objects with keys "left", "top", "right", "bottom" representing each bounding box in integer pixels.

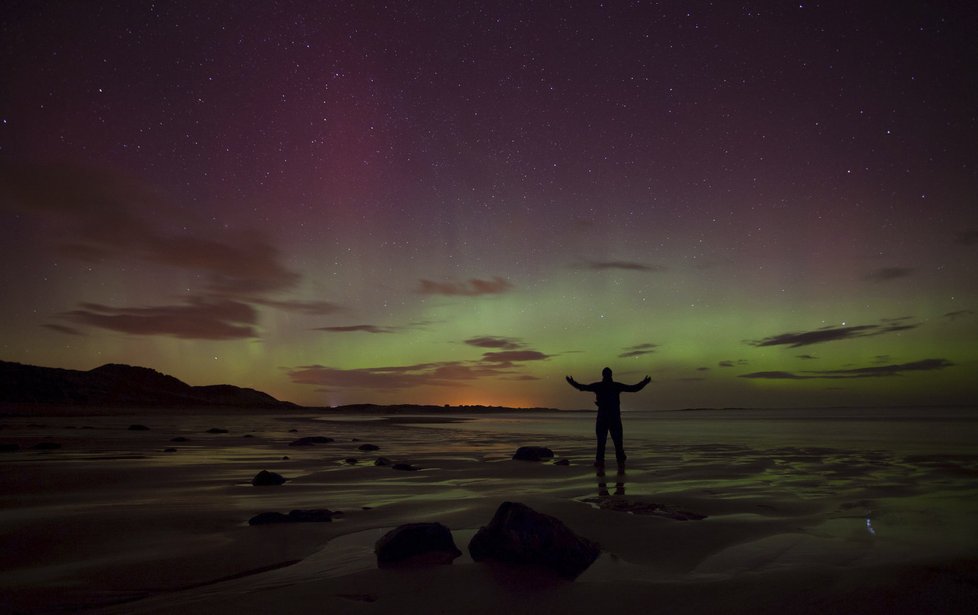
[
  {"left": 0, "top": 360, "right": 297, "bottom": 409},
  {"left": 0, "top": 360, "right": 568, "bottom": 414}
]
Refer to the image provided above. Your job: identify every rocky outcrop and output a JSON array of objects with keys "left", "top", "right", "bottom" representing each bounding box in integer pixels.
[
  {"left": 357, "top": 443, "right": 380, "bottom": 451},
  {"left": 375, "top": 522, "right": 462, "bottom": 567},
  {"left": 468, "top": 501, "right": 600, "bottom": 579}
]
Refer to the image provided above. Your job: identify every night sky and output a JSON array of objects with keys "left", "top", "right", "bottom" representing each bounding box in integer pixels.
[{"left": 2, "top": 2, "right": 976, "bottom": 409}]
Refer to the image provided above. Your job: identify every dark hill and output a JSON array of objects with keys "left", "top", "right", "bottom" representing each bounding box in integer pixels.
[{"left": 0, "top": 360, "right": 297, "bottom": 408}]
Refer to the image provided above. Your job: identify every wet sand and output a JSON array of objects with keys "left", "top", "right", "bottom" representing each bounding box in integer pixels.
[{"left": 1, "top": 407, "right": 977, "bottom": 614}]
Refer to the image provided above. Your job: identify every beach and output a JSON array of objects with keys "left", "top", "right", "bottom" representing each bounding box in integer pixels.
[{"left": 2, "top": 406, "right": 977, "bottom": 614}]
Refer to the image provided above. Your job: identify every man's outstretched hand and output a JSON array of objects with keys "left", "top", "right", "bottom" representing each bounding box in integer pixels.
[
  {"left": 642, "top": 375, "right": 652, "bottom": 384},
  {"left": 566, "top": 375, "right": 579, "bottom": 388}
]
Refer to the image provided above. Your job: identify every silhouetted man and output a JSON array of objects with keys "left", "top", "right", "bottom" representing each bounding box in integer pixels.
[{"left": 566, "top": 367, "right": 651, "bottom": 468}]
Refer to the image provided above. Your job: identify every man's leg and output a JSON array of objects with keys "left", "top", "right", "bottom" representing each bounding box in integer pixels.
[
  {"left": 609, "top": 416, "right": 626, "bottom": 465},
  {"left": 594, "top": 415, "right": 609, "bottom": 466}
]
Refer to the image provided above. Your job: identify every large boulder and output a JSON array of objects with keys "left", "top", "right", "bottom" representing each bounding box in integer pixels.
[
  {"left": 512, "top": 446, "right": 555, "bottom": 461},
  {"left": 468, "top": 501, "right": 600, "bottom": 579},
  {"left": 375, "top": 522, "right": 462, "bottom": 567},
  {"left": 251, "top": 470, "right": 287, "bottom": 486}
]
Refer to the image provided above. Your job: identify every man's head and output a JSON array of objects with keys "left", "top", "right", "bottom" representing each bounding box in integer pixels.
[{"left": 601, "top": 367, "right": 612, "bottom": 380}]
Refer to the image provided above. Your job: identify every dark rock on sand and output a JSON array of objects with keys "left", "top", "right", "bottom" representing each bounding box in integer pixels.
[
  {"left": 512, "top": 446, "right": 555, "bottom": 461},
  {"left": 163, "top": 447, "right": 177, "bottom": 453},
  {"left": 345, "top": 458, "right": 358, "bottom": 464},
  {"left": 1, "top": 443, "right": 19, "bottom": 452},
  {"left": 128, "top": 424, "right": 151, "bottom": 431},
  {"left": 248, "top": 509, "right": 335, "bottom": 525},
  {"left": 374, "top": 457, "right": 392, "bottom": 466},
  {"left": 288, "top": 428, "right": 298, "bottom": 433},
  {"left": 375, "top": 522, "right": 462, "bottom": 567},
  {"left": 468, "top": 501, "right": 600, "bottom": 579},
  {"left": 288, "top": 436, "right": 334, "bottom": 446},
  {"left": 357, "top": 443, "right": 380, "bottom": 451},
  {"left": 392, "top": 463, "right": 419, "bottom": 471},
  {"left": 243, "top": 434, "right": 254, "bottom": 438},
  {"left": 31, "top": 442, "right": 62, "bottom": 450},
  {"left": 170, "top": 436, "right": 189, "bottom": 442},
  {"left": 281, "top": 456, "right": 289, "bottom": 460},
  {"left": 249, "top": 511, "right": 290, "bottom": 525},
  {"left": 251, "top": 470, "right": 287, "bottom": 486},
  {"left": 555, "top": 458, "right": 571, "bottom": 466},
  {"left": 206, "top": 427, "right": 229, "bottom": 434}
]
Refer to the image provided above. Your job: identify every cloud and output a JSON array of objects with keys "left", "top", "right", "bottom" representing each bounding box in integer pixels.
[
  {"left": 750, "top": 320, "right": 920, "bottom": 348},
  {"left": 740, "top": 358, "right": 953, "bottom": 380},
  {"left": 696, "top": 367, "right": 711, "bottom": 371},
  {"left": 314, "top": 324, "right": 397, "bottom": 334},
  {"left": 944, "top": 309, "right": 974, "bottom": 321},
  {"left": 289, "top": 360, "right": 521, "bottom": 390},
  {"left": 579, "top": 260, "right": 666, "bottom": 273},
  {"left": 796, "top": 354, "right": 818, "bottom": 360},
  {"left": 43, "top": 323, "right": 84, "bottom": 336},
  {"left": 618, "top": 342, "right": 658, "bottom": 358},
  {"left": 718, "top": 359, "right": 748, "bottom": 367},
  {"left": 955, "top": 229, "right": 978, "bottom": 246},
  {"left": 480, "top": 350, "right": 550, "bottom": 363},
  {"left": 61, "top": 298, "right": 258, "bottom": 340},
  {"left": 465, "top": 336, "right": 523, "bottom": 350},
  {"left": 863, "top": 267, "right": 913, "bottom": 282},
  {"left": 418, "top": 276, "right": 513, "bottom": 296}
]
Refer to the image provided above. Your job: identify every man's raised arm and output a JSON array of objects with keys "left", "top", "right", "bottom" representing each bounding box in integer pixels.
[
  {"left": 566, "top": 376, "right": 593, "bottom": 391},
  {"left": 621, "top": 375, "right": 652, "bottom": 392}
]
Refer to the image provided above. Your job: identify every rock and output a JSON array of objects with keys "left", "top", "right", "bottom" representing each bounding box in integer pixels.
[
  {"left": 163, "top": 447, "right": 177, "bottom": 453},
  {"left": 375, "top": 522, "right": 462, "bottom": 567},
  {"left": 243, "top": 434, "right": 254, "bottom": 438},
  {"left": 281, "top": 456, "right": 290, "bottom": 460},
  {"left": 554, "top": 458, "right": 570, "bottom": 466},
  {"left": 287, "top": 509, "right": 333, "bottom": 523},
  {"left": 128, "top": 424, "right": 151, "bottom": 431},
  {"left": 0, "top": 443, "right": 20, "bottom": 452},
  {"left": 392, "top": 463, "right": 419, "bottom": 471},
  {"left": 358, "top": 443, "right": 380, "bottom": 451},
  {"left": 288, "top": 428, "right": 298, "bottom": 432},
  {"left": 248, "top": 509, "right": 335, "bottom": 525},
  {"left": 345, "top": 457, "right": 358, "bottom": 464},
  {"left": 374, "top": 457, "right": 392, "bottom": 466},
  {"left": 170, "top": 436, "right": 189, "bottom": 442},
  {"left": 206, "top": 427, "right": 229, "bottom": 434},
  {"left": 512, "top": 446, "right": 555, "bottom": 461},
  {"left": 31, "top": 442, "right": 61, "bottom": 450},
  {"left": 249, "top": 511, "right": 290, "bottom": 525},
  {"left": 251, "top": 470, "right": 287, "bottom": 486},
  {"left": 468, "top": 501, "right": 600, "bottom": 579},
  {"left": 288, "top": 436, "right": 334, "bottom": 446}
]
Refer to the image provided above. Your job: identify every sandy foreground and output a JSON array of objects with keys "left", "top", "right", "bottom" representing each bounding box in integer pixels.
[{"left": 1, "top": 407, "right": 977, "bottom": 614}]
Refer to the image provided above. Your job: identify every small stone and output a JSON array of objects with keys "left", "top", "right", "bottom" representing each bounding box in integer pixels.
[
  {"left": 345, "top": 457, "right": 358, "bottom": 464},
  {"left": 374, "top": 457, "right": 392, "bottom": 466},
  {"left": 555, "top": 458, "right": 570, "bottom": 466},
  {"left": 163, "top": 447, "right": 177, "bottom": 453},
  {"left": 206, "top": 428, "right": 229, "bottom": 434},
  {"left": 170, "top": 436, "right": 189, "bottom": 442},
  {"left": 392, "top": 463, "right": 419, "bottom": 472},
  {"left": 128, "top": 424, "right": 150, "bottom": 431},
  {"left": 31, "top": 442, "right": 61, "bottom": 450},
  {"left": 358, "top": 443, "right": 380, "bottom": 451},
  {"left": 289, "top": 436, "right": 334, "bottom": 446}
]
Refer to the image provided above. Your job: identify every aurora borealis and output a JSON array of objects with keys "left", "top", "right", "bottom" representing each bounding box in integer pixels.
[{"left": 1, "top": 2, "right": 976, "bottom": 409}]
